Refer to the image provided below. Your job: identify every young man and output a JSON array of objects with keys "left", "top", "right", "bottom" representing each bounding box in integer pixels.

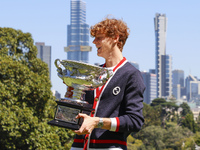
[{"left": 70, "top": 17, "right": 145, "bottom": 150}]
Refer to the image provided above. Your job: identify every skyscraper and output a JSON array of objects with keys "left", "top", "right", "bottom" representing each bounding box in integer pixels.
[
  {"left": 154, "top": 13, "right": 172, "bottom": 98},
  {"left": 172, "top": 69, "right": 185, "bottom": 99},
  {"left": 141, "top": 71, "right": 157, "bottom": 104},
  {"left": 172, "top": 70, "right": 184, "bottom": 87},
  {"left": 185, "top": 75, "right": 200, "bottom": 101},
  {"left": 65, "top": 0, "right": 92, "bottom": 63},
  {"left": 36, "top": 42, "right": 51, "bottom": 79}
]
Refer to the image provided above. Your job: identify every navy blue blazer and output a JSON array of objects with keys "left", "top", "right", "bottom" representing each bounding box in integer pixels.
[{"left": 72, "top": 58, "right": 145, "bottom": 150}]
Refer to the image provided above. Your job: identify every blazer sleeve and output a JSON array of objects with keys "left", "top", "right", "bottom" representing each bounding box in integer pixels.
[{"left": 116, "top": 70, "right": 145, "bottom": 133}]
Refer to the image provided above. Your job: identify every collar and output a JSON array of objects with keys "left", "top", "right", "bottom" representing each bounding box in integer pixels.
[{"left": 103, "top": 57, "right": 127, "bottom": 72}]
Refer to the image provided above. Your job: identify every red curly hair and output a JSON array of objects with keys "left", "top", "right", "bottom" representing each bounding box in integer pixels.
[{"left": 90, "top": 17, "right": 130, "bottom": 52}]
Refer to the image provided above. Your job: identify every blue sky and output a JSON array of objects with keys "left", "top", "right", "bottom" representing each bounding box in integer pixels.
[{"left": 1, "top": 0, "right": 200, "bottom": 97}]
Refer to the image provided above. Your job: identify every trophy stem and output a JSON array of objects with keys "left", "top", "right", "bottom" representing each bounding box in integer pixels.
[{"left": 71, "top": 84, "right": 86, "bottom": 101}]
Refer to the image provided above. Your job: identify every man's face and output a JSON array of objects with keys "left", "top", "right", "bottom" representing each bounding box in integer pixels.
[{"left": 92, "top": 33, "right": 115, "bottom": 59}]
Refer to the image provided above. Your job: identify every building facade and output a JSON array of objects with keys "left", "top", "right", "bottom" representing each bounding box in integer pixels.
[
  {"left": 185, "top": 75, "right": 200, "bottom": 101},
  {"left": 65, "top": 0, "right": 91, "bottom": 63},
  {"left": 36, "top": 42, "right": 51, "bottom": 79},
  {"left": 172, "top": 70, "right": 184, "bottom": 87},
  {"left": 141, "top": 71, "right": 157, "bottom": 104},
  {"left": 154, "top": 13, "right": 172, "bottom": 98},
  {"left": 172, "top": 69, "right": 185, "bottom": 99},
  {"left": 52, "top": 90, "right": 61, "bottom": 100},
  {"left": 172, "top": 84, "right": 181, "bottom": 100}
]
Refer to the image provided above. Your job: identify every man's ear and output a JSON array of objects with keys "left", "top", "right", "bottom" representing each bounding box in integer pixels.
[{"left": 113, "top": 35, "right": 119, "bottom": 43}]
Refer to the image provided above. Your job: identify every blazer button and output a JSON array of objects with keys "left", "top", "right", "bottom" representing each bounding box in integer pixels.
[
  {"left": 95, "top": 98, "right": 99, "bottom": 101},
  {"left": 92, "top": 111, "right": 95, "bottom": 114}
]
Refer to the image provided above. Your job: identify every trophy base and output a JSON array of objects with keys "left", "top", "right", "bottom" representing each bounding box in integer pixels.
[
  {"left": 48, "top": 99, "right": 93, "bottom": 130},
  {"left": 48, "top": 120, "right": 81, "bottom": 130}
]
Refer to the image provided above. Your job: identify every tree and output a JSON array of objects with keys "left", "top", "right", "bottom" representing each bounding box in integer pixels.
[
  {"left": 134, "top": 126, "right": 166, "bottom": 150},
  {"left": 134, "top": 125, "right": 194, "bottom": 150},
  {"left": 151, "top": 98, "right": 179, "bottom": 128},
  {"left": 193, "top": 132, "right": 200, "bottom": 146},
  {"left": 0, "top": 27, "right": 74, "bottom": 149},
  {"left": 127, "top": 135, "right": 144, "bottom": 150},
  {"left": 195, "top": 113, "right": 200, "bottom": 132},
  {"left": 182, "top": 113, "right": 197, "bottom": 133},
  {"left": 150, "top": 98, "right": 167, "bottom": 107},
  {"left": 164, "top": 126, "right": 194, "bottom": 149},
  {"left": 142, "top": 103, "right": 162, "bottom": 128},
  {"left": 180, "top": 102, "right": 192, "bottom": 117}
]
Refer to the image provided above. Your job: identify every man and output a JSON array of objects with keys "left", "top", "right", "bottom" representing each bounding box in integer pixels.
[{"left": 70, "top": 17, "right": 145, "bottom": 150}]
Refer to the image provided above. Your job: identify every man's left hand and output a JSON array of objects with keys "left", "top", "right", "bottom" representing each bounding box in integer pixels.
[{"left": 73, "top": 113, "right": 99, "bottom": 135}]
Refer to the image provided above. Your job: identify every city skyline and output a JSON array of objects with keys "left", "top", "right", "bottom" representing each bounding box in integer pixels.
[{"left": 1, "top": 0, "right": 200, "bottom": 97}]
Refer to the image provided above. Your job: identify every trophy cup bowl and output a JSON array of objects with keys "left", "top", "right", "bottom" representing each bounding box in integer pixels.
[{"left": 48, "top": 59, "right": 111, "bottom": 130}]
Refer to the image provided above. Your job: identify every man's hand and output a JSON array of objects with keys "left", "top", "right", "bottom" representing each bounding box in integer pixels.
[{"left": 73, "top": 113, "right": 99, "bottom": 135}]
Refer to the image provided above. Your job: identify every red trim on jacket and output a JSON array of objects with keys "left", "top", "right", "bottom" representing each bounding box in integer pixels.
[
  {"left": 73, "top": 139, "right": 127, "bottom": 146},
  {"left": 74, "top": 139, "right": 85, "bottom": 143},
  {"left": 90, "top": 139, "right": 127, "bottom": 146},
  {"left": 113, "top": 57, "right": 126, "bottom": 72},
  {"left": 116, "top": 117, "right": 120, "bottom": 132}
]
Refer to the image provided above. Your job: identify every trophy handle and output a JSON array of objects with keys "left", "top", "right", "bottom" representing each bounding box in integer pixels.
[{"left": 55, "top": 59, "right": 63, "bottom": 74}]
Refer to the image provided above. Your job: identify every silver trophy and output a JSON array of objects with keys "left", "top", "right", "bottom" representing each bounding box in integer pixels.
[{"left": 48, "top": 59, "right": 111, "bottom": 130}]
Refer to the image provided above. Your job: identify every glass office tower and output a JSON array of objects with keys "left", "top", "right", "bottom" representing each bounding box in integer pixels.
[
  {"left": 36, "top": 42, "right": 51, "bottom": 79},
  {"left": 65, "top": 0, "right": 91, "bottom": 63},
  {"left": 172, "top": 69, "right": 185, "bottom": 99},
  {"left": 185, "top": 75, "right": 200, "bottom": 101},
  {"left": 154, "top": 13, "right": 172, "bottom": 98},
  {"left": 172, "top": 70, "right": 184, "bottom": 87},
  {"left": 141, "top": 71, "right": 157, "bottom": 104}
]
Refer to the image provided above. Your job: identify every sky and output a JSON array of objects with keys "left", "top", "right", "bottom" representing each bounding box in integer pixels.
[{"left": 1, "top": 0, "right": 200, "bottom": 97}]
